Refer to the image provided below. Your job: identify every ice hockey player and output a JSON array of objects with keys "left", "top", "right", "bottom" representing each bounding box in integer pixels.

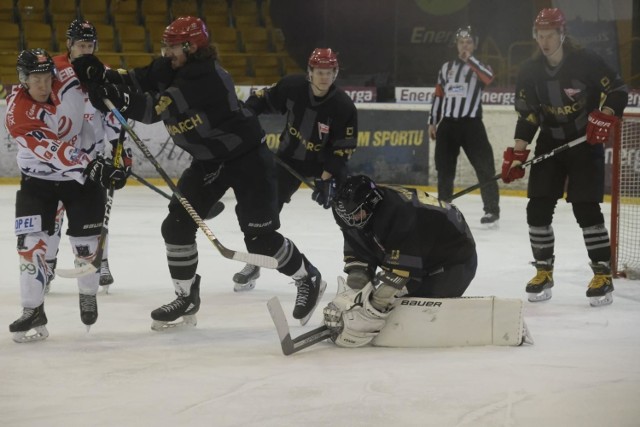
[
  {"left": 323, "top": 175, "right": 478, "bottom": 347},
  {"left": 72, "top": 16, "right": 327, "bottom": 329},
  {"left": 232, "top": 47, "right": 358, "bottom": 292},
  {"left": 6, "top": 49, "right": 129, "bottom": 342},
  {"left": 501, "top": 8, "right": 628, "bottom": 306},
  {"left": 45, "top": 19, "right": 127, "bottom": 293}
]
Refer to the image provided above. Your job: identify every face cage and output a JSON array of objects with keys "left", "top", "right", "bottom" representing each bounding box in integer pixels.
[{"left": 335, "top": 202, "right": 372, "bottom": 229}]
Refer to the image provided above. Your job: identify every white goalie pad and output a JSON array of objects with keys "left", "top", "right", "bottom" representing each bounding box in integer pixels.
[{"left": 373, "top": 296, "right": 529, "bottom": 347}]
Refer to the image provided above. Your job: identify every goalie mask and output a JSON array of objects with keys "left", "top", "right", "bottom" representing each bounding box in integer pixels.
[
  {"left": 162, "top": 16, "right": 210, "bottom": 52},
  {"left": 17, "top": 48, "right": 56, "bottom": 85},
  {"left": 333, "top": 175, "right": 383, "bottom": 229}
]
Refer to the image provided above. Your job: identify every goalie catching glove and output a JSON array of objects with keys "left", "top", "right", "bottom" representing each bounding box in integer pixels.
[{"left": 586, "top": 109, "right": 618, "bottom": 144}]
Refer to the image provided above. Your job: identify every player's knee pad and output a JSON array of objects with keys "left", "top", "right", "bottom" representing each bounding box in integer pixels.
[
  {"left": 526, "top": 197, "right": 557, "bottom": 226},
  {"left": 161, "top": 210, "right": 197, "bottom": 245},
  {"left": 70, "top": 236, "right": 100, "bottom": 292},
  {"left": 572, "top": 202, "right": 605, "bottom": 228},
  {"left": 244, "top": 232, "right": 284, "bottom": 256}
]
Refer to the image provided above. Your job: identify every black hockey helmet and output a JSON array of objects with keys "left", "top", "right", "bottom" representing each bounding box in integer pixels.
[
  {"left": 67, "top": 19, "right": 98, "bottom": 44},
  {"left": 333, "top": 175, "right": 383, "bottom": 228},
  {"left": 17, "top": 48, "right": 56, "bottom": 84}
]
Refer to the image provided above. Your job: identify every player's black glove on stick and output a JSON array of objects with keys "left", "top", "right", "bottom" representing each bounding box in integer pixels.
[
  {"left": 84, "top": 157, "right": 128, "bottom": 190},
  {"left": 312, "top": 177, "right": 336, "bottom": 209}
]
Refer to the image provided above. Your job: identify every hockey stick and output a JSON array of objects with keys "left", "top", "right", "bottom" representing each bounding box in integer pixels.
[
  {"left": 266, "top": 296, "right": 332, "bottom": 355},
  {"left": 271, "top": 154, "right": 316, "bottom": 189},
  {"left": 129, "top": 171, "right": 225, "bottom": 220},
  {"left": 446, "top": 135, "right": 587, "bottom": 202},
  {"left": 129, "top": 171, "right": 172, "bottom": 199},
  {"left": 104, "top": 99, "right": 277, "bottom": 269},
  {"left": 57, "top": 128, "right": 127, "bottom": 278}
]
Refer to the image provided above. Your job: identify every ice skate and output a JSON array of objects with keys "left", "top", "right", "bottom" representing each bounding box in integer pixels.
[
  {"left": 293, "top": 261, "right": 327, "bottom": 326},
  {"left": 99, "top": 258, "right": 114, "bottom": 293},
  {"left": 232, "top": 264, "right": 260, "bottom": 292},
  {"left": 587, "top": 262, "right": 614, "bottom": 307},
  {"left": 151, "top": 275, "right": 201, "bottom": 331},
  {"left": 9, "top": 304, "right": 49, "bottom": 343},
  {"left": 44, "top": 259, "right": 56, "bottom": 294},
  {"left": 526, "top": 260, "right": 554, "bottom": 302},
  {"left": 480, "top": 213, "right": 499, "bottom": 229},
  {"left": 79, "top": 294, "right": 98, "bottom": 330}
]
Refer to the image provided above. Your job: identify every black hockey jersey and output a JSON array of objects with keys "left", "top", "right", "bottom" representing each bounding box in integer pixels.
[
  {"left": 125, "top": 57, "right": 264, "bottom": 164},
  {"left": 333, "top": 186, "right": 476, "bottom": 279},
  {"left": 245, "top": 74, "right": 357, "bottom": 179},
  {"left": 514, "top": 47, "right": 628, "bottom": 145}
]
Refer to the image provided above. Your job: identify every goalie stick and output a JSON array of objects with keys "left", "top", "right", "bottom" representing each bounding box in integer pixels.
[
  {"left": 57, "top": 127, "right": 126, "bottom": 278},
  {"left": 104, "top": 99, "right": 278, "bottom": 269},
  {"left": 129, "top": 171, "right": 225, "bottom": 220},
  {"left": 446, "top": 135, "right": 587, "bottom": 202},
  {"left": 267, "top": 296, "right": 332, "bottom": 355}
]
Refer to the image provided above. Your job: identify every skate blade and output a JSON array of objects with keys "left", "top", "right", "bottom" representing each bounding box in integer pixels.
[
  {"left": 299, "top": 280, "right": 328, "bottom": 326},
  {"left": 12, "top": 326, "right": 49, "bottom": 343},
  {"left": 233, "top": 280, "right": 256, "bottom": 292},
  {"left": 481, "top": 221, "right": 499, "bottom": 230},
  {"left": 589, "top": 293, "right": 613, "bottom": 307},
  {"left": 151, "top": 315, "right": 197, "bottom": 331},
  {"left": 527, "top": 288, "right": 552, "bottom": 302},
  {"left": 100, "top": 285, "right": 111, "bottom": 295}
]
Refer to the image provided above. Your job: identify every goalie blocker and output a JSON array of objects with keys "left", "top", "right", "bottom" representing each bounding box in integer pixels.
[{"left": 267, "top": 295, "right": 532, "bottom": 355}]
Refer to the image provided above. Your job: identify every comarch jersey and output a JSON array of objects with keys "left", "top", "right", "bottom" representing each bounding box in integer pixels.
[
  {"left": 5, "top": 77, "right": 92, "bottom": 183},
  {"left": 245, "top": 74, "right": 358, "bottom": 178},
  {"left": 514, "top": 48, "right": 628, "bottom": 144}
]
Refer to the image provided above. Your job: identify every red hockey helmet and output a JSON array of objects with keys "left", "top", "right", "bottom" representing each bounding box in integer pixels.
[
  {"left": 308, "top": 48, "right": 338, "bottom": 70},
  {"left": 534, "top": 8, "right": 566, "bottom": 32},
  {"left": 162, "top": 16, "right": 210, "bottom": 49}
]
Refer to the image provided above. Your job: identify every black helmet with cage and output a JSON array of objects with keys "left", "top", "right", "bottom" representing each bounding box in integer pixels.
[
  {"left": 66, "top": 19, "right": 98, "bottom": 47},
  {"left": 16, "top": 48, "right": 56, "bottom": 85},
  {"left": 333, "top": 175, "right": 384, "bottom": 229}
]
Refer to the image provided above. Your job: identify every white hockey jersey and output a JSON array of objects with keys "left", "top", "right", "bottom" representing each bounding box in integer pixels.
[{"left": 53, "top": 54, "right": 122, "bottom": 159}]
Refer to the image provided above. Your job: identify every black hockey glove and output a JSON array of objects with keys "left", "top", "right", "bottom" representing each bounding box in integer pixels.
[
  {"left": 88, "top": 84, "right": 131, "bottom": 115},
  {"left": 72, "top": 54, "right": 106, "bottom": 85},
  {"left": 311, "top": 177, "right": 336, "bottom": 209},
  {"left": 84, "top": 157, "right": 128, "bottom": 190}
]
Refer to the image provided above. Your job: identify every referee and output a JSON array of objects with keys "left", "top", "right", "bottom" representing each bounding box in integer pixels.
[{"left": 429, "top": 26, "right": 500, "bottom": 228}]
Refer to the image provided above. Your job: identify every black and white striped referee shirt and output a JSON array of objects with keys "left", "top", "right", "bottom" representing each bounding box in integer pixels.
[{"left": 429, "top": 56, "right": 494, "bottom": 125}]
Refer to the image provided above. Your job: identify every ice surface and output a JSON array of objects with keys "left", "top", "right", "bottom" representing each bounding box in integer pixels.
[{"left": 1, "top": 185, "right": 638, "bottom": 427}]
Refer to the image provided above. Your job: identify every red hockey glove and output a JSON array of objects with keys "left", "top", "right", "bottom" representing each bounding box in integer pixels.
[
  {"left": 586, "top": 110, "right": 618, "bottom": 145},
  {"left": 501, "top": 148, "right": 530, "bottom": 183}
]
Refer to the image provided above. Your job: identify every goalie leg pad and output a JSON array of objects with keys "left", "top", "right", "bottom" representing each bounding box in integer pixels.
[{"left": 372, "top": 296, "right": 529, "bottom": 347}]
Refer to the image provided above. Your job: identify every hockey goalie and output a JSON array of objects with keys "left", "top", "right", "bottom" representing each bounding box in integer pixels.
[{"left": 322, "top": 175, "right": 531, "bottom": 348}]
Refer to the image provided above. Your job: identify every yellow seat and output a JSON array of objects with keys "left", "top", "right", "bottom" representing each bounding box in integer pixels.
[
  {"left": 0, "top": 22, "right": 22, "bottom": 50},
  {"left": 79, "top": 0, "right": 109, "bottom": 24},
  {"left": 240, "top": 27, "right": 272, "bottom": 53},
  {"left": 17, "top": 0, "right": 48, "bottom": 23},
  {"left": 49, "top": 0, "right": 79, "bottom": 24},
  {"left": 23, "top": 21, "right": 54, "bottom": 50},
  {"left": 111, "top": 0, "right": 141, "bottom": 25},
  {"left": 212, "top": 27, "right": 240, "bottom": 53},
  {"left": 97, "top": 52, "right": 124, "bottom": 69},
  {"left": 141, "top": 0, "right": 168, "bottom": 26},
  {"left": 122, "top": 53, "right": 155, "bottom": 69},
  {"left": 116, "top": 23, "right": 149, "bottom": 53}
]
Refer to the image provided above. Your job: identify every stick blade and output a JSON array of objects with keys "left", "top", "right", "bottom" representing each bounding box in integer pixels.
[
  {"left": 56, "top": 263, "right": 98, "bottom": 279},
  {"left": 228, "top": 249, "right": 278, "bottom": 269},
  {"left": 266, "top": 297, "right": 295, "bottom": 355}
]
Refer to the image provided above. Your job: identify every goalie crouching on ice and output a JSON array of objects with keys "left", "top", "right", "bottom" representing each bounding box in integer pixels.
[{"left": 323, "top": 175, "right": 478, "bottom": 347}]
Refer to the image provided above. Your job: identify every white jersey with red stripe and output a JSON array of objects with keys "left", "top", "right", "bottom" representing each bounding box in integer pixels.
[
  {"left": 53, "top": 54, "right": 122, "bottom": 159},
  {"left": 5, "top": 75, "right": 94, "bottom": 184}
]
